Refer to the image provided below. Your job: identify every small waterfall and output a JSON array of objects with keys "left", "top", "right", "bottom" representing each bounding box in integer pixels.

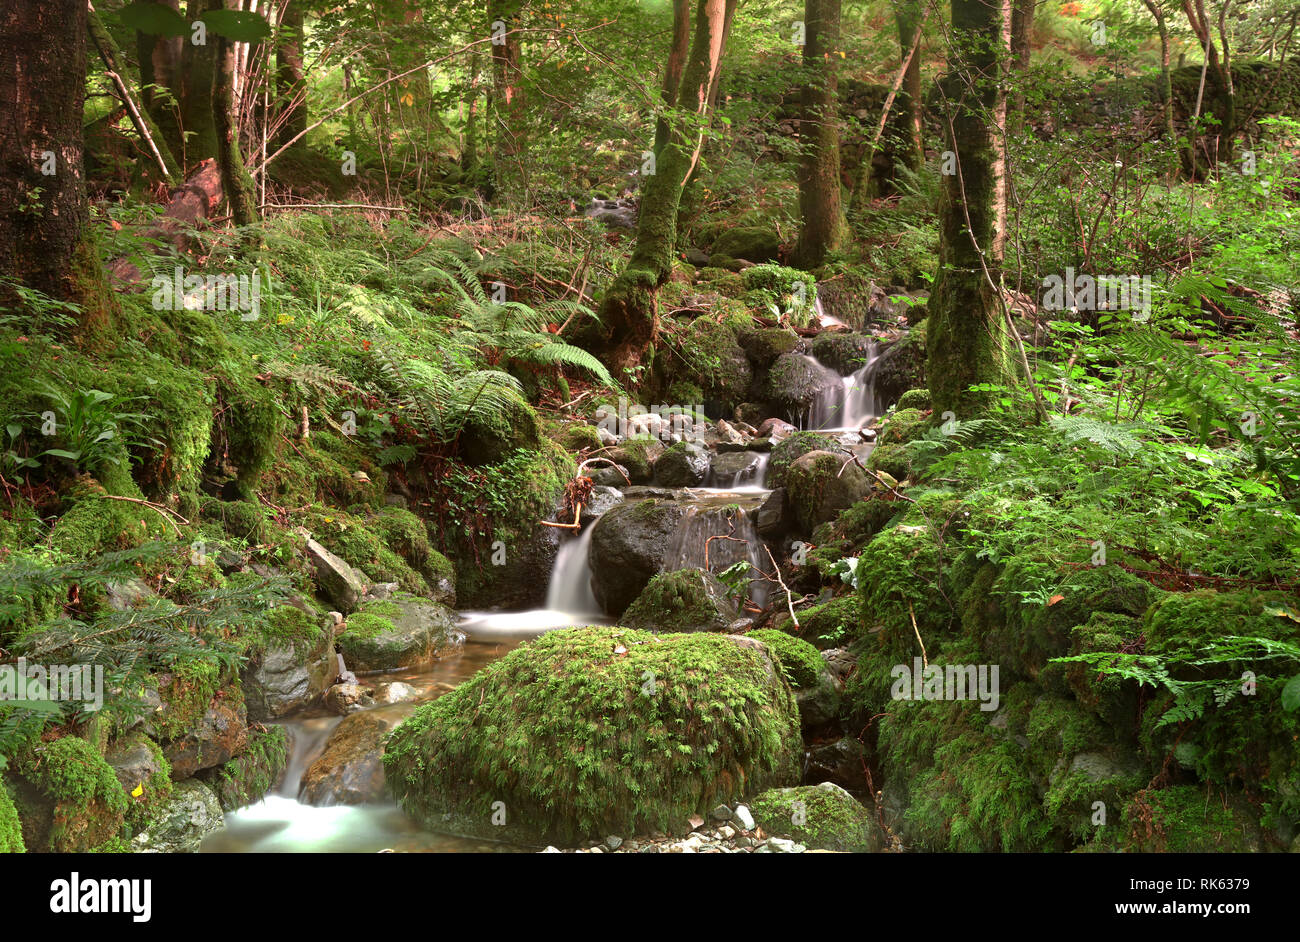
[
  {"left": 280, "top": 716, "right": 341, "bottom": 799},
  {"left": 704, "top": 452, "right": 770, "bottom": 492},
  {"left": 815, "top": 296, "right": 844, "bottom": 329},
  {"left": 805, "top": 346, "right": 880, "bottom": 431},
  {"left": 663, "top": 502, "right": 768, "bottom": 609},
  {"left": 544, "top": 525, "right": 600, "bottom": 615}
]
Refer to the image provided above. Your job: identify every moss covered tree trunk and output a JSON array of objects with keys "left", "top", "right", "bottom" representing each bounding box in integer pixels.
[
  {"left": 595, "top": 0, "right": 729, "bottom": 376},
  {"left": 926, "top": 0, "right": 1014, "bottom": 418},
  {"left": 791, "top": 0, "right": 847, "bottom": 269},
  {"left": 274, "top": 0, "right": 308, "bottom": 156},
  {"left": 655, "top": 0, "right": 692, "bottom": 155},
  {"left": 0, "top": 0, "right": 116, "bottom": 336},
  {"left": 213, "top": 0, "right": 259, "bottom": 227},
  {"left": 1009, "top": 0, "right": 1034, "bottom": 121}
]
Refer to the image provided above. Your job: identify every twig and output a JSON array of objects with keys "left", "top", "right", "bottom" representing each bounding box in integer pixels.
[
  {"left": 763, "top": 543, "right": 800, "bottom": 630},
  {"left": 95, "top": 494, "right": 188, "bottom": 537},
  {"left": 908, "top": 601, "right": 928, "bottom": 669}
]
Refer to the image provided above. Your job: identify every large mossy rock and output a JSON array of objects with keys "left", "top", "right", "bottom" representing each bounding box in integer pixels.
[
  {"left": 750, "top": 782, "right": 881, "bottom": 852},
  {"left": 338, "top": 595, "right": 465, "bottom": 673},
  {"left": 154, "top": 678, "right": 250, "bottom": 779},
  {"left": 750, "top": 628, "right": 841, "bottom": 729},
  {"left": 200, "top": 725, "right": 291, "bottom": 811},
  {"left": 130, "top": 779, "right": 225, "bottom": 853},
  {"left": 677, "top": 319, "right": 753, "bottom": 414},
  {"left": 623, "top": 569, "right": 738, "bottom": 633},
  {"left": 712, "top": 226, "right": 780, "bottom": 263},
  {"left": 589, "top": 498, "right": 689, "bottom": 615},
  {"left": 384, "top": 627, "right": 802, "bottom": 845},
  {"left": 242, "top": 603, "right": 337, "bottom": 722},
  {"left": 768, "top": 430, "right": 840, "bottom": 488},
  {"left": 810, "top": 332, "right": 876, "bottom": 375},
  {"left": 737, "top": 326, "right": 801, "bottom": 371},
  {"left": 10, "top": 737, "right": 128, "bottom": 852},
  {"left": 459, "top": 389, "right": 542, "bottom": 465},
  {"left": 764, "top": 352, "right": 842, "bottom": 421},
  {"left": 785, "top": 450, "right": 872, "bottom": 533}
]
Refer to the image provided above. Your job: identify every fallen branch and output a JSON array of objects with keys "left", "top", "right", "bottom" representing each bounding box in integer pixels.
[
  {"left": 95, "top": 494, "right": 188, "bottom": 537},
  {"left": 764, "top": 543, "right": 800, "bottom": 630},
  {"left": 908, "top": 601, "right": 928, "bottom": 669}
]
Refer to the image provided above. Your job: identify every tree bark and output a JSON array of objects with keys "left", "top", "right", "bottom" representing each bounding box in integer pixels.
[
  {"left": 1009, "top": 0, "right": 1035, "bottom": 120},
  {"left": 1142, "top": 0, "right": 1178, "bottom": 165},
  {"left": 136, "top": 0, "right": 187, "bottom": 160},
  {"left": 274, "top": 0, "right": 308, "bottom": 155},
  {"left": 654, "top": 0, "right": 692, "bottom": 155},
  {"left": 213, "top": 0, "right": 258, "bottom": 227},
  {"left": 926, "top": 0, "right": 1014, "bottom": 418},
  {"left": 181, "top": 0, "right": 221, "bottom": 164},
  {"left": 0, "top": 0, "right": 116, "bottom": 336},
  {"left": 792, "top": 0, "right": 847, "bottom": 268},
  {"left": 596, "top": 0, "right": 729, "bottom": 377}
]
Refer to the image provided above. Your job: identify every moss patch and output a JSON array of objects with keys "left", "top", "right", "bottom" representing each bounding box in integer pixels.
[
  {"left": 203, "top": 725, "right": 290, "bottom": 811},
  {"left": 749, "top": 628, "right": 824, "bottom": 688},
  {"left": 750, "top": 782, "right": 877, "bottom": 852}
]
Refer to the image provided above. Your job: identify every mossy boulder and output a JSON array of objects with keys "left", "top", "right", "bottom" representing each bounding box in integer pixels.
[
  {"left": 153, "top": 674, "right": 249, "bottom": 779},
  {"left": 750, "top": 782, "right": 880, "bottom": 852},
  {"left": 764, "top": 352, "right": 842, "bottom": 421},
  {"left": 785, "top": 450, "right": 872, "bottom": 533},
  {"left": 459, "top": 389, "right": 542, "bottom": 466},
  {"left": 712, "top": 226, "right": 780, "bottom": 263},
  {"left": 677, "top": 318, "right": 752, "bottom": 413},
  {"left": 589, "top": 498, "right": 690, "bottom": 615},
  {"left": 896, "top": 388, "right": 932, "bottom": 411},
  {"left": 299, "top": 707, "right": 405, "bottom": 806},
  {"left": 561, "top": 423, "right": 603, "bottom": 452},
  {"left": 751, "top": 628, "right": 841, "bottom": 729},
  {"left": 240, "top": 602, "right": 337, "bottom": 722},
  {"left": 737, "top": 326, "right": 801, "bottom": 370},
  {"left": 796, "top": 596, "right": 861, "bottom": 649},
  {"left": 623, "top": 569, "right": 739, "bottom": 633},
  {"left": 339, "top": 595, "right": 464, "bottom": 672},
  {"left": 10, "top": 736, "right": 128, "bottom": 852},
  {"left": 877, "top": 408, "right": 932, "bottom": 446},
  {"left": 811, "top": 332, "right": 876, "bottom": 375},
  {"left": 384, "top": 626, "right": 802, "bottom": 845},
  {"left": 866, "top": 442, "right": 911, "bottom": 482},
  {"left": 202, "top": 725, "right": 290, "bottom": 811},
  {"left": 768, "top": 431, "right": 840, "bottom": 488},
  {"left": 606, "top": 439, "right": 660, "bottom": 484},
  {"left": 1093, "top": 785, "right": 1263, "bottom": 852},
  {"left": 654, "top": 441, "right": 711, "bottom": 487},
  {"left": 130, "top": 779, "right": 225, "bottom": 853}
]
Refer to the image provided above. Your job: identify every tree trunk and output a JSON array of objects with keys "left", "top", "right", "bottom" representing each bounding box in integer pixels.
[
  {"left": 274, "top": 0, "right": 308, "bottom": 155},
  {"left": 0, "top": 0, "right": 116, "bottom": 336},
  {"left": 1142, "top": 0, "right": 1178, "bottom": 168},
  {"left": 136, "top": 0, "right": 187, "bottom": 160},
  {"left": 596, "top": 0, "right": 729, "bottom": 376},
  {"left": 1009, "top": 0, "right": 1034, "bottom": 120},
  {"left": 926, "top": 0, "right": 1014, "bottom": 418},
  {"left": 791, "top": 0, "right": 847, "bottom": 268},
  {"left": 213, "top": 0, "right": 259, "bottom": 227},
  {"left": 181, "top": 0, "right": 221, "bottom": 164},
  {"left": 654, "top": 0, "right": 692, "bottom": 155}
]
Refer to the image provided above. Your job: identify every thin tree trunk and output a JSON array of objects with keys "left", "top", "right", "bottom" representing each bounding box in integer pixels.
[
  {"left": 1009, "top": 0, "right": 1035, "bottom": 120},
  {"left": 926, "top": 0, "right": 1015, "bottom": 417},
  {"left": 1142, "top": 0, "right": 1177, "bottom": 165},
  {"left": 0, "top": 0, "right": 116, "bottom": 336},
  {"left": 136, "top": 0, "right": 186, "bottom": 160},
  {"left": 214, "top": 0, "right": 259, "bottom": 227},
  {"left": 792, "top": 0, "right": 846, "bottom": 268},
  {"left": 654, "top": 0, "right": 692, "bottom": 155},
  {"left": 596, "top": 0, "right": 729, "bottom": 375},
  {"left": 275, "top": 0, "right": 308, "bottom": 155},
  {"left": 182, "top": 0, "right": 221, "bottom": 164}
]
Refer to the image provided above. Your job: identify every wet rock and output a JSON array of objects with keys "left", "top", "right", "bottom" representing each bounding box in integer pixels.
[
  {"left": 339, "top": 595, "right": 465, "bottom": 673},
  {"left": 806, "top": 737, "right": 870, "bottom": 792},
  {"left": 869, "top": 324, "right": 927, "bottom": 411},
  {"left": 242, "top": 617, "right": 336, "bottom": 722},
  {"left": 131, "top": 780, "right": 225, "bottom": 853},
  {"left": 756, "top": 417, "right": 797, "bottom": 440},
  {"left": 589, "top": 499, "right": 689, "bottom": 614},
  {"left": 756, "top": 487, "right": 792, "bottom": 537},
  {"left": 708, "top": 450, "right": 763, "bottom": 486},
  {"left": 305, "top": 537, "right": 367, "bottom": 613},
  {"left": 582, "top": 485, "right": 625, "bottom": 523},
  {"left": 764, "top": 353, "right": 843, "bottom": 420},
  {"left": 372, "top": 681, "right": 420, "bottom": 705},
  {"left": 585, "top": 198, "right": 638, "bottom": 229},
  {"left": 654, "top": 441, "right": 711, "bottom": 487},
  {"left": 590, "top": 462, "right": 631, "bottom": 488},
  {"left": 299, "top": 708, "right": 405, "bottom": 806},
  {"left": 324, "top": 682, "right": 373, "bottom": 716},
  {"left": 161, "top": 690, "right": 249, "bottom": 779},
  {"left": 811, "top": 332, "right": 876, "bottom": 375}
]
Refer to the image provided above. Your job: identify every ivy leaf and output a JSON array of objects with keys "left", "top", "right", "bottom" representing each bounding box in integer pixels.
[
  {"left": 118, "top": 1, "right": 189, "bottom": 37},
  {"left": 1281, "top": 673, "right": 1300, "bottom": 712},
  {"left": 200, "top": 9, "right": 272, "bottom": 42}
]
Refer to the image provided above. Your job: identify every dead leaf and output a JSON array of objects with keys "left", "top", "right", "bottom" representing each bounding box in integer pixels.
[{"left": 1048, "top": 594, "right": 1065, "bottom": 606}]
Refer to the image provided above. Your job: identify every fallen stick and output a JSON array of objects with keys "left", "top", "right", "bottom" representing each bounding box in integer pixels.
[
  {"left": 764, "top": 543, "right": 800, "bottom": 630},
  {"left": 95, "top": 494, "right": 188, "bottom": 537}
]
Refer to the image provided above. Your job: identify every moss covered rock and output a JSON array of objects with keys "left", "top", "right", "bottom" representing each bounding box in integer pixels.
[
  {"left": 589, "top": 498, "right": 690, "bottom": 615},
  {"left": 299, "top": 707, "right": 403, "bottom": 806},
  {"left": 712, "top": 226, "right": 780, "bottom": 263},
  {"left": 750, "top": 782, "right": 880, "bottom": 852},
  {"left": 785, "top": 450, "right": 872, "bottom": 533},
  {"left": 0, "top": 776, "right": 24, "bottom": 853},
  {"left": 764, "top": 352, "right": 842, "bottom": 421},
  {"left": 240, "top": 602, "right": 337, "bottom": 722},
  {"left": 811, "top": 332, "right": 876, "bottom": 375},
  {"left": 677, "top": 319, "right": 752, "bottom": 413},
  {"left": 866, "top": 442, "right": 911, "bottom": 482},
  {"left": 459, "top": 389, "right": 542, "bottom": 466},
  {"left": 11, "top": 736, "right": 128, "bottom": 852},
  {"left": 623, "top": 569, "right": 739, "bottom": 633},
  {"left": 750, "top": 628, "right": 841, "bottom": 729},
  {"left": 105, "top": 731, "right": 173, "bottom": 833},
  {"left": 201, "top": 725, "right": 290, "bottom": 811},
  {"left": 870, "top": 322, "right": 927, "bottom": 411},
  {"left": 339, "top": 595, "right": 464, "bottom": 672},
  {"left": 896, "top": 388, "right": 932, "bottom": 411},
  {"left": 768, "top": 431, "right": 840, "bottom": 488},
  {"left": 384, "top": 626, "right": 802, "bottom": 844},
  {"left": 130, "top": 779, "right": 225, "bottom": 853},
  {"left": 654, "top": 441, "right": 711, "bottom": 487},
  {"left": 737, "top": 326, "right": 801, "bottom": 371}
]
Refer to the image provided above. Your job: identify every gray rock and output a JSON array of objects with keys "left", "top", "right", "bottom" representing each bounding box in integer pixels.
[
  {"left": 732, "top": 805, "right": 755, "bottom": 830},
  {"left": 131, "top": 780, "right": 225, "bottom": 853},
  {"left": 299, "top": 707, "right": 405, "bottom": 806},
  {"left": 583, "top": 485, "right": 625, "bottom": 523},
  {"left": 590, "top": 463, "right": 631, "bottom": 488},
  {"left": 105, "top": 732, "right": 166, "bottom": 796},
  {"left": 372, "top": 681, "right": 420, "bottom": 705},
  {"left": 104, "top": 579, "right": 156, "bottom": 612},
  {"left": 306, "top": 537, "right": 367, "bottom": 613},
  {"left": 242, "top": 615, "right": 336, "bottom": 722},
  {"left": 764, "top": 353, "right": 843, "bottom": 419},
  {"left": 708, "top": 450, "right": 764, "bottom": 487},
  {"left": 159, "top": 688, "right": 248, "bottom": 779},
  {"left": 589, "top": 499, "right": 689, "bottom": 615},
  {"left": 324, "top": 682, "right": 373, "bottom": 716},
  {"left": 340, "top": 596, "right": 466, "bottom": 673},
  {"left": 654, "top": 442, "right": 711, "bottom": 487},
  {"left": 756, "top": 487, "right": 792, "bottom": 537}
]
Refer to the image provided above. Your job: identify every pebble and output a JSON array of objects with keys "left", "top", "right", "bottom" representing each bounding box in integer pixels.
[
  {"left": 604, "top": 835, "right": 623, "bottom": 850},
  {"left": 732, "top": 805, "right": 755, "bottom": 831}
]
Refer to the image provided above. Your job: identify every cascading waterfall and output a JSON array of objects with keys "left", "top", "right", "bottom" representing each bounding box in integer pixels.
[
  {"left": 803, "top": 345, "right": 881, "bottom": 432},
  {"left": 704, "top": 452, "right": 770, "bottom": 491},
  {"left": 544, "top": 524, "right": 600, "bottom": 615},
  {"left": 663, "top": 502, "right": 768, "bottom": 609}
]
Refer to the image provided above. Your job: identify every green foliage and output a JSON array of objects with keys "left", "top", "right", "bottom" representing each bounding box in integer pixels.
[{"left": 748, "top": 628, "right": 824, "bottom": 689}]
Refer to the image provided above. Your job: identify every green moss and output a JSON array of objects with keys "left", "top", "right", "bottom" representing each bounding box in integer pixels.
[
  {"left": 15, "top": 736, "right": 129, "bottom": 852},
  {"left": 114, "top": 732, "right": 173, "bottom": 834},
  {"left": 49, "top": 476, "right": 171, "bottom": 556},
  {"left": 877, "top": 408, "right": 931, "bottom": 446},
  {"left": 384, "top": 626, "right": 802, "bottom": 844},
  {"left": 561, "top": 423, "right": 603, "bottom": 452},
  {"left": 203, "top": 725, "right": 289, "bottom": 811},
  {"left": 202, "top": 497, "right": 271, "bottom": 544},
  {"left": 749, "top": 629, "right": 824, "bottom": 688},
  {"left": 339, "top": 611, "right": 395, "bottom": 643},
  {"left": 768, "top": 431, "right": 839, "bottom": 488},
  {"left": 459, "top": 388, "right": 541, "bottom": 465},
  {"left": 1099, "top": 785, "right": 1261, "bottom": 852},
  {"left": 794, "top": 595, "right": 860, "bottom": 649},
  {"left": 896, "top": 388, "right": 932, "bottom": 411},
  {"left": 153, "top": 660, "right": 223, "bottom": 742},
  {"left": 249, "top": 603, "right": 328, "bottom": 657},
  {"left": 622, "top": 569, "right": 737, "bottom": 633},
  {"left": 676, "top": 318, "right": 751, "bottom": 409},
  {"left": 0, "top": 776, "right": 24, "bottom": 853},
  {"left": 302, "top": 504, "right": 427, "bottom": 594},
  {"left": 87, "top": 834, "right": 133, "bottom": 853},
  {"left": 750, "top": 782, "right": 876, "bottom": 852},
  {"left": 608, "top": 439, "right": 654, "bottom": 482},
  {"left": 866, "top": 442, "right": 911, "bottom": 481},
  {"left": 807, "top": 496, "right": 903, "bottom": 580}
]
